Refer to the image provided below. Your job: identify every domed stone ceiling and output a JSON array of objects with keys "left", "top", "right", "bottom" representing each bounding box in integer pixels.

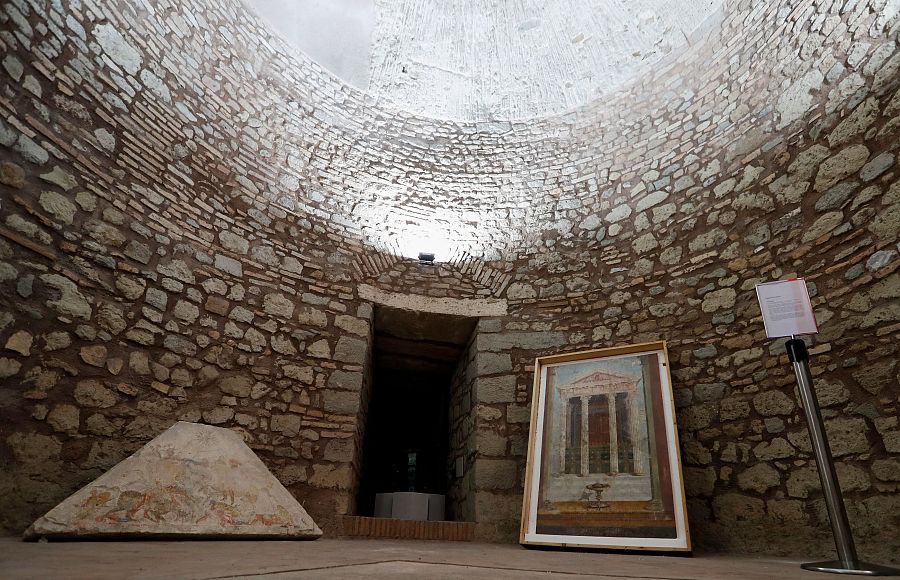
[{"left": 248, "top": 0, "right": 727, "bottom": 120}]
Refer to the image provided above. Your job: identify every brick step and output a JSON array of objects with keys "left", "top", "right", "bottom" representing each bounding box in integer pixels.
[{"left": 339, "top": 516, "right": 475, "bottom": 541}]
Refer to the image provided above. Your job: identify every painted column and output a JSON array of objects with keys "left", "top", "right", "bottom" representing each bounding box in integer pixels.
[
  {"left": 559, "top": 395, "right": 567, "bottom": 475},
  {"left": 580, "top": 396, "right": 589, "bottom": 476},
  {"left": 641, "top": 361, "right": 664, "bottom": 511},
  {"left": 628, "top": 391, "right": 644, "bottom": 475},
  {"left": 608, "top": 393, "right": 619, "bottom": 474}
]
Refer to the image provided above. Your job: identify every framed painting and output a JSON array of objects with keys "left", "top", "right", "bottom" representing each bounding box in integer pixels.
[{"left": 520, "top": 340, "right": 690, "bottom": 551}]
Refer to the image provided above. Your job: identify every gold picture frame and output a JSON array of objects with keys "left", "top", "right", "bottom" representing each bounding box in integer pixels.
[{"left": 520, "top": 340, "right": 691, "bottom": 551}]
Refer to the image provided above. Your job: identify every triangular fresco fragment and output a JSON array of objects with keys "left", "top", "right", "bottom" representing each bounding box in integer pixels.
[{"left": 24, "top": 422, "right": 322, "bottom": 540}]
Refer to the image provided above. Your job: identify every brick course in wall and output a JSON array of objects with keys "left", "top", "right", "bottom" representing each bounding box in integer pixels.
[{"left": 0, "top": 0, "right": 898, "bottom": 563}]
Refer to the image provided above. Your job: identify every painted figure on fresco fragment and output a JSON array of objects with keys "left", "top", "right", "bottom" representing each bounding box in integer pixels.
[
  {"left": 71, "top": 447, "right": 291, "bottom": 530},
  {"left": 536, "top": 352, "right": 677, "bottom": 539}
]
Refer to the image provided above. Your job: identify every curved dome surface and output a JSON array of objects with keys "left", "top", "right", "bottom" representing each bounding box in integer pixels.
[
  {"left": 233, "top": 0, "right": 899, "bottom": 263},
  {"left": 248, "top": 0, "right": 727, "bottom": 121}
]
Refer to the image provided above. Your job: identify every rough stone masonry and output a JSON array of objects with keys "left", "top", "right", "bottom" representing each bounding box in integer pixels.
[{"left": 0, "top": 0, "right": 898, "bottom": 564}]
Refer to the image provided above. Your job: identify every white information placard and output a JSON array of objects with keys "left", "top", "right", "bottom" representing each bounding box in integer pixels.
[{"left": 755, "top": 278, "right": 818, "bottom": 338}]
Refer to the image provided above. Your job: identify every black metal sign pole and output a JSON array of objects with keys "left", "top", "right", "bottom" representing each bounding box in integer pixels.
[{"left": 786, "top": 338, "right": 899, "bottom": 576}]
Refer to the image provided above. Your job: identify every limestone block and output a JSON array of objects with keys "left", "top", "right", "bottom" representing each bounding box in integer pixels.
[
  {"left": 94, "top": 23, "right": 142, "bottom": 74},
  {"left": 323, "top": 390, "right": 360, "bottom": 415},
  {"left": 814, "top": 144, "right": 869, "bottom": 191},
  {"left": 476, "top": 405, "right": 502, "bottom": 421},
  {"left": 689, "top": 227, "right": 726, "bottom": 253},
  {"left": 96, "top": 304, "right": 126, "bottom": 335},
  {"left": 860, "top": 152, "right": 894, "bottom": 181},
  {"left": 801, "top": 211, "right": 845, "bottom": 242},
  {"left": 214, "top": 254, "right": 243, "bottom": 277},
  {"left": 263, "top": 293, "right": 295, "bottom": 318},
  {"left": 828, "top": 97, "right": 879, "bottom": 146},
  {"left": 5, "top": 330, "right": 32, "bottom": 355},
  {"left": 163, "top": 335, "right": 197, "bottom": 356},
  {"left": 115, "top": 276, "right": 146, "bottom": 300},
  {"left": 872, "top": 459, "right": 900, "bottom": 481},
  {"left": 506, "top": 405, "right": 531, "bottom": 424},
  {"left": 229, "top": 306, "right": 254, "bottom": 323},
  {"left": 0, "top": 357, "right": 22, "bottom": 378},
  {"left": 824, "top": 417, "right": 870, "bottom": 456},
  {"left": 477, "top": 375, "right": 516, "bottom": 403},
  {"left": 766, "top": 499, "right": 807, "bottom": 524},
  {"left": 752, "top": 390, "right": 795, "bottom": 416},
  {"left": 814, "top": 379, "right": 850, "bottom": 407},
  {"left": 124, "top": 240, "right": 151, "bottom": 264},
  {"left": 172, "top": 300, "right": 200, "bottom": 324},
  {"left": 323, "top": 438, "right": 355, "bottom": 463},
  {"left": 284, "top": 365, "right": 314, "bottom": 384},
  {"left": 271, "top": 334, "right": 297, "bottom": 355},
  {"left": 270, "top": 414, "right": 302, "bottom": 437},
  {"left": 684, "top": 466, "right": 716, "bottom": 497},
  {"left": 202, "top": 406, "right": 235, "bottom": 425},
  {"left": 753, "top": 438, "right": 795, "bottom": 461},
  {"left": 712, "top": 493, "right": 766, "bottom": 522},
  {"left": 478, "top": 332, "right": 566, "bottom": 352},
  {"left": 835, "top": 462, "right": 870, "bottom": 492},
  {"left": 474, "top": 492, "right": 521, "bottom": 523},
  {"left": 0, "top": 161, "right": 26, "bottom": 188},
  {"left": 85, "top": 221, "right": 125, "bottom": 246},
  {"left": 297, "top": 307, "right": 328, "bottom": 327},
  {"left": 737, "top": 463, "right": 781, "bottom": 494},
  {"left": 701, "top": 288, "right": 736, "bottom": 313},
  {"left": 307, "top": 339, "right": 331, "bottom": 359},
  {"left": 220, "top": 376, "right": 253, "bottom": 397},
  {"left": 205, "top": 296, "right": 229, "bottom": 316},
  {"left": 157, "top": 260, "right": 195, "bottom": 284},
  {"left": 334, "top": 315, "right": 368, "bottom": 336},
  {"left": 308, "top": 464, "right": 353, "bottom": 490},
  {"left": 0, "top": 262, "right": 17, "bottom": 283},
  {"left": 74, "top": 380, "right": 118, "bottom": 408},
  {"left": 786, "top": 465, "right": 820, "bottom": 498},
  {"left": 506, "top": 282, "right": 536, "bottom": 300},
  {"left": 607, "top": 204, "right": 632, "bottom": 223},
  {"left": 693, "top": 382, "right": 726, "bottom": 402},
  {"left": 40, "top": 274, "right": 91, "bottom": 319},
  {"left": 476, "top": 430, "right": 508, "bottom": 456},
  {"left": 6, "top": 432, "right": 62, "bottom": 472},
  {"left": 868, "top": 202, "right": 899, "bottom": 240},
  {"left": 682, "top": 440, "right": 712, "bottom": 465},
  {"left": 79, "top": 345, "right": 108, "bottom": 367},
  {"left": 327, "top": 370, "right": 363, "bottom": 391},
  {"left": 474, "top": 459, "right": 518, "bottom": 491},
  {"left": 679, "top": 404, "right": 715, "bottom": 431},
  {"left": 852, "top": 360, "right": 896, "bottom": 394},
  {"left": 776, "top": 69, "right": 824, "bottom": 128},
  {"left": 476, "top": 353, "right": 512, "bottom": 376},
  {"left": 38, "top": 191, "right": 77, "bottom": 224},
  {"left": 333, "top": 336, "right": 367, "bottom": 364},
  {"left": 46, "top": 404, "right": 80, "bottom": 435}
]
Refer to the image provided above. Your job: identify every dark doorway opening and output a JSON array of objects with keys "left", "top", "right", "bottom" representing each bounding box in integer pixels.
[{"left": 356, "top": 306, "right": 477, "bottom": 520}]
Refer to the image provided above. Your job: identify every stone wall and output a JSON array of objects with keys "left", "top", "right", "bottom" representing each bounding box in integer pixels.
[
  {"left": 446, "top": 332, "right": 477, "bottom": 522},
  {"left": 0, "top": 0, "right": 898, "bottom": 563}
]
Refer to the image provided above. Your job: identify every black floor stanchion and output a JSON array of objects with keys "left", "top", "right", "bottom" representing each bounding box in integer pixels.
[{"left": 786, "top": 338, "right": 899, "bottom": 576}]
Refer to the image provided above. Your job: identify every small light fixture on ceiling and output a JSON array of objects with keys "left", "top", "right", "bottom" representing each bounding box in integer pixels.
[
  {"left": 396, "top": 221, "right": 453, "bottom": 262},
  {"left": 418, "top": 252, "right": 435, "bottom": 265}
]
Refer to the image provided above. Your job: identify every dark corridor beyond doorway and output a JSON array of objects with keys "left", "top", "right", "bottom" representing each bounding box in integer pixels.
[
  {"left": 356, "top": 367, "right": 451, "bottom": 516},
  {"left": 356, "top": 306, "right": 476, "bottom": 519}
]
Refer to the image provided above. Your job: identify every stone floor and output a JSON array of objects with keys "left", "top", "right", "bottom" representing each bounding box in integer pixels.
[{"left": 0, "top": 536, "right": 838, "bottom": 579}]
